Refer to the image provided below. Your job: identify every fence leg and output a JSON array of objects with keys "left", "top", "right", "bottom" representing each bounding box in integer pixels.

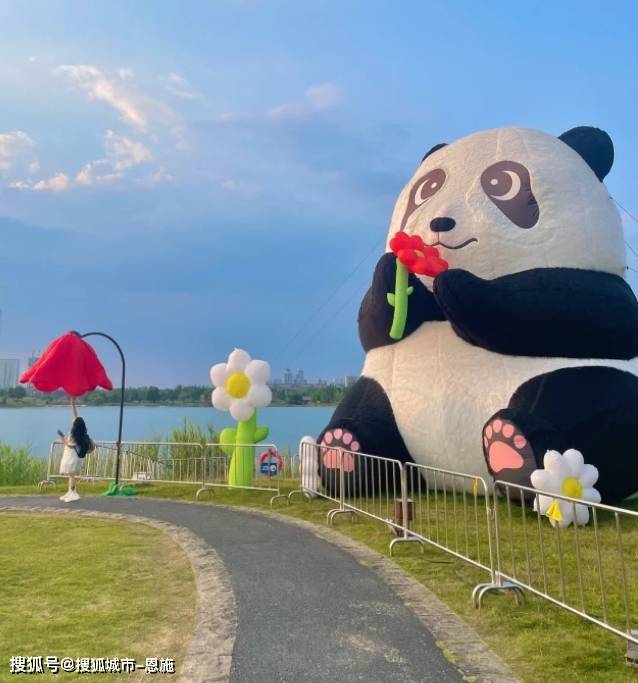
[
  {"left": 288, "top": 489, "right": 313, "bottom": 502},
  {"left": 389, "top": 465, "right": 425, "bottom": 555},
  {"left": 472, "top": 578, "right": 526, "bottom": 608},
  {"left": 269, "top": 490, "right": 290, "bottom": 507},
  {"left": 196, "top": 447, "right": 214, "bottom": 500},
  {"left": 195, "top": 487, "right": 214, "bottom": 500},
  {"left": 38, "top": 441, "right": 58, "bottom": 489},
  {"left": 472, "top": 490, "right": 525, "bottom": 607},
  {"left": 327, "top": 448, "right": 356, "bottom": 525}
]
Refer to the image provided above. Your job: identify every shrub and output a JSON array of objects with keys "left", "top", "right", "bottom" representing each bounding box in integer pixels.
[
  {"left": 0, "top": 443, "right": 47, "bottom": 486},
  {"left": 168, "top": 418, "right": 219, "bottom": 460}
]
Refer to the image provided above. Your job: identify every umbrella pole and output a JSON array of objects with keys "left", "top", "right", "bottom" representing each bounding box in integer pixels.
[{"left": 80, "top": 332, "right": 129, "bottom": 494}]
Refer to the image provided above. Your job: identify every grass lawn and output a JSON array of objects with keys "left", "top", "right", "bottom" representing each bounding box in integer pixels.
[
  {"left": 2, "top": 479, "right": 637, "bottom": 682},
  {"left": 0, "top": 512, "right": 196, "bottom": 681}
]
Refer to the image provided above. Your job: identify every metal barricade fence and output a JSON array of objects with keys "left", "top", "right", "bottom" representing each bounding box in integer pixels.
[
  {"left": 492, "top": 479, "right": 638, "bottom": 646},
  {"left": 397, "top": 464, "right": 494, "bottom": 570},
  {"left": 287, "top": 441, "right": 525, "bottom": 596},
  {"left": 281, "top": 452, "right": 300, "bottom": 480},
  {"left": 395, "top": 463, "right": 520, "bottom": 600},
  {"left": 197, "top": 442, "right": 288, "bottom": 505},
  {"left": 288, "top": 440, "right": 334, "bottom": 503},
  {"left": 334, "top": 448, "right": 404, "bottom": 527},
  {"left": 40, "top": 439, "right": 287, "bottom": 504},
  {"left": 39, "top": 441, "right": 207, "bottom": 488}
]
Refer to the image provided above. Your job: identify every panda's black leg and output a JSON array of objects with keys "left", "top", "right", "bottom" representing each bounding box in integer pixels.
[
  {"left": 482, "top": 366, "right": 638, "bottom": 503},
  {"left": 318, "top": 377, "right": 411, "bottom": 497},
  {"left": 565, "top": 398, "right": 638, "bottom": 502}
]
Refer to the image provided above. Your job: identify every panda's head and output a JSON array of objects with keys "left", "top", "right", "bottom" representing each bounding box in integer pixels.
[{"left": 387, "top": 126, "right": 625, "bottom": 282}]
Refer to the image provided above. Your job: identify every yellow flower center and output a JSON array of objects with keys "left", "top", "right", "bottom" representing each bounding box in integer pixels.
[
  {"left": 226, "top": 372, "right": 251, "bottom": 399},
  {"left": 561, "top": 477, "right": 583, "bottom": 499}
]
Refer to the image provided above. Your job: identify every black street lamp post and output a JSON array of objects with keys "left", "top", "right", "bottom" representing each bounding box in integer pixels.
[{"left": 80, "top": 332, "right": 126, "bottom": 487}]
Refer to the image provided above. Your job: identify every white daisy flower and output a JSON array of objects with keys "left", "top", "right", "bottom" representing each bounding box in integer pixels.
[
  {"left": 531, "top": 449, "right": 601, "bottom": 527},
  {"left": 210, "top": 348, "right": 272, "bottom": 422}
]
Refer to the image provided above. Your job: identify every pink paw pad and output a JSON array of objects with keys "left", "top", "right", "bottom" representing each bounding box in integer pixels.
[
  {"left": 482, "top": 419, "right": 534, "bottom": 474},
  {"left": 321, "top": 428, "right": 360, "bottom": 472}
]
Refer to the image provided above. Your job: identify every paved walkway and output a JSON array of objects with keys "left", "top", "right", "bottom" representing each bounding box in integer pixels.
[{"left": 2, "top": 496, "right": 469, "bottom": 682}]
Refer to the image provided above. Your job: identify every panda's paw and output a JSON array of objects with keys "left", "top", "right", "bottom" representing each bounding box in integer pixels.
[
  {"left": 482, "top": 417, "right": 536, "bottom": 481},
  {"left": 320, "top": 428, "right": 361, "bottom": 472}
]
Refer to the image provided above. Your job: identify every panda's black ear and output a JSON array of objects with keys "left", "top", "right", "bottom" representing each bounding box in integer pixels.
[
  {"left": 422, "top": 143, "right": 447, "bottom": 162},
  {"left": 558, "top": 127, "right": 614, "bottom": 181}
]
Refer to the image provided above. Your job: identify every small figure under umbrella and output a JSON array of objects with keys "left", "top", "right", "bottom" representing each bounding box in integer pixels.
[{"left": 58, "top": 398, "right": 95, "bottom": 502}]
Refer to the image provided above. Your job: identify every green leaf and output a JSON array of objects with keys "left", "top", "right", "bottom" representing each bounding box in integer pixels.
[
  {"left": 387, "top": 292, "right": 396, "bottom": 306},
  {"left": 254, "top": 426, "right": 270, "bottom": 442},
  {"left": 220, "top": 427, "right": 237, "bottom": 455},
  {"left": 220, "top": 427, "right": 237, "bottom": 444},
  {"left": 406, "top": 286, "right": 414, "bottom": 295}
]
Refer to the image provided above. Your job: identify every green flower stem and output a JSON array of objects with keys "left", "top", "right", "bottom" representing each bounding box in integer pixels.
[
  {"left": 388, "top": 260, "right": 413, "bottom": 340},
  {"left": 227, "top": 411, "right": 270, "bottom": 487}
]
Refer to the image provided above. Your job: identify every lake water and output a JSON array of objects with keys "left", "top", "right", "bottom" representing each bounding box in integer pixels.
[{"left": 0, "top": 405, "right": 335, "bottom": 457}]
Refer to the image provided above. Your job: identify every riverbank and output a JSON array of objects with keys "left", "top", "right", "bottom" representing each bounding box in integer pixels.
[{"left": 0, "top": 398, "right": 338, "bottom": 409}]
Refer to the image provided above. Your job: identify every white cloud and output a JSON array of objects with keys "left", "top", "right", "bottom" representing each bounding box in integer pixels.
[
  {"left": 162, "top": 72, "right": 203, "bottom": 101},
  {"left": 136, "top": 167, "right": 174, "bottom": 187},
  {"left": 8, "top": 180, "right": 30, "bottom": 189},
  {"left": 104, "top": 130, "right": 152, "bottom": 170},
  {"left": 215, "top": 82, "right": 341, "bottom": 125},
  {"left": 74, "top": 130, "right": 151, "bottom": 187},
  {"left": 33, "top": 172, "right": 71, "bottom": 192},
  {"left": 15, "top": 128, "right": 151, "bottom": 191},
  {"left": 269, "top": 82, "right": 340, "bottom": 120},
  {"left": 305, "top": 83, "right": 340, "bottom": 110},
  {"left": 74, "top": 162, "right": 97, "bottom": 185},
  {"left": 74, "top": 159, "right": 122, "bottom": 186},
  {"left": 0, "top": 131, "right": 35, "bottom": 171},
  {"left": 56, "top": 64, "right": 174, "bottom": 132},
  {"left": 149, "top": 167, "right": 174, "bottom": 184}
]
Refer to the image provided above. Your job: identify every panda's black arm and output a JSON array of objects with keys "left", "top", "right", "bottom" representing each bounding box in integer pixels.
[
  {"left": 358, "top": 253, "right": 446, "bottom": 352},
  {"left": 433, "top": 267, "right": 638, "bottom": 360}
]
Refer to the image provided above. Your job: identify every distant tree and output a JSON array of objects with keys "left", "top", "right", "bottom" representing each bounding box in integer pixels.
[
  {"left": 8, "top": 386, "right": 26, "bottom": 399},
  {"left": 147, "top": 386, "right": 160, "bottom": 402}
]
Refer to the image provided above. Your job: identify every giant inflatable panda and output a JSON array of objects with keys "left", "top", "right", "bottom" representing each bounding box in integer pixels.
[{"left": 318, "top": 125, "right": 638, "bottom": 502}]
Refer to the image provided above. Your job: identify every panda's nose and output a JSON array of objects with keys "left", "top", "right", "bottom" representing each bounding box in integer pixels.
[{"left": 430, "top": 217, "right": 456, "bottom": 232}]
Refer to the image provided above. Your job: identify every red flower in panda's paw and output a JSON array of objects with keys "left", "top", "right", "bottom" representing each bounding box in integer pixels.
[{"left": 389, "top": 231, "right": 449, "bottom": 277}]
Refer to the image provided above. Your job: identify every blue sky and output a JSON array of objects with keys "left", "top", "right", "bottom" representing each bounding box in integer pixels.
[{"left": 1, "top": 1, "right": 637, "bottom": 386}]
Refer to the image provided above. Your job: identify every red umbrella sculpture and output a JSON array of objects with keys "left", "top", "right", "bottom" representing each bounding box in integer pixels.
[{"left": 20, "top": 330, "right": 128, "bottom": 493}]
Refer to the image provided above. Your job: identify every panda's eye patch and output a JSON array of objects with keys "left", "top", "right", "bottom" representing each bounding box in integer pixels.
[
  {"left": 481, "top": 161, "right": 539, "bottom": 229},
  {"left": 401, "top": 168, "right": 446, "bottom": 229}
]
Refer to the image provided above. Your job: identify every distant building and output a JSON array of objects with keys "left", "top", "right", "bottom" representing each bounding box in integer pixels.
[
  {"left": 294, "top": 369, "right": 306, "bottom": 385},
  {"left": 344, "top": 375, "right": 359, "bottom": 388},
  {"left": 0, "top": 359, "right": 20, "bottom": 389},
  {"left": 27, "top": 354, "right": 39, "bottom": 368},
  {"left": 283, "top": 368, "right": 293, "bottom": 385}
]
